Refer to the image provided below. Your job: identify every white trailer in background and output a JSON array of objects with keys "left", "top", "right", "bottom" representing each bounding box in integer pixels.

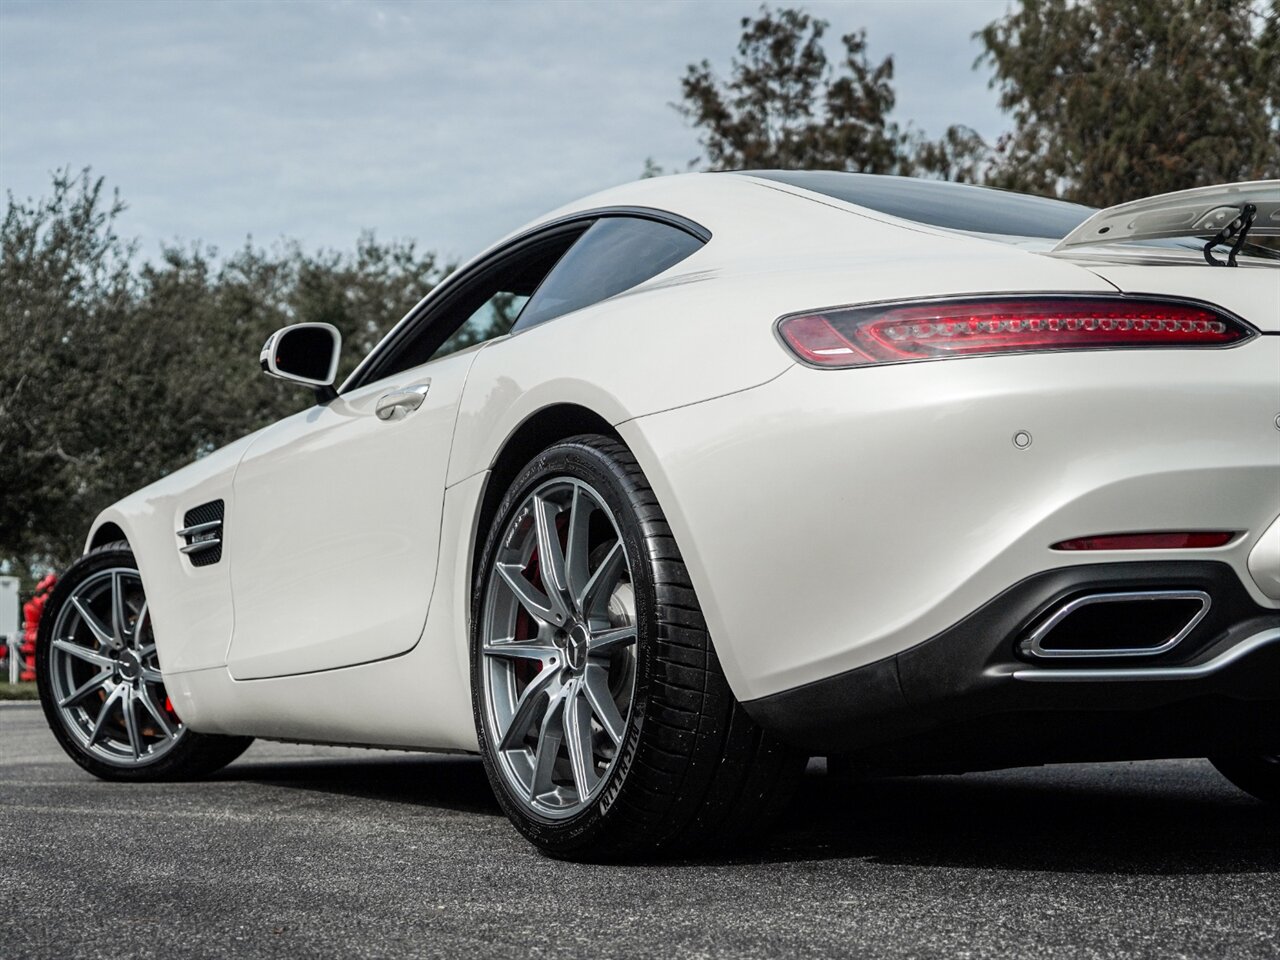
[{"left": 1, "top": 577, "right": 20, "bottom": 683}]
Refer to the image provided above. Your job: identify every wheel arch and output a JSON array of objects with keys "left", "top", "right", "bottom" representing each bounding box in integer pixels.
[
  {"left": 469, "top": 402, "right": 622, "bottom": 591},
  {"left": 86, "top": 521, "right": 129, "bottom": 552}
]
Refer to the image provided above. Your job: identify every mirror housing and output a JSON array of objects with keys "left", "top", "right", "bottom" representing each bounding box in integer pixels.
[{"left": 260, "top": 322, "right": 341, "bottom": 404}]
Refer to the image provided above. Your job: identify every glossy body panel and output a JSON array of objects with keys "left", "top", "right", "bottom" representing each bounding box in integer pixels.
[
  {"left": 164, "top": 473, "right": 486, "bottom": 748},
  {"left": 444, "top": 179, "right": 1117, "bottom": 488},
  {"left": 81, "top": 172, "right": 1280, "bottom": 750},
  {"left": 622, "top": 338, "right": 1280, "bottom": 700},
  {"left": 1250, "top": 513, "right": 1280, "bottom": 601},
  {"left": 84, "top": 433, "right": 259, "bottom": 675},
  {"left": 226, "top": 346, "right": 477, "bottom": 680}
]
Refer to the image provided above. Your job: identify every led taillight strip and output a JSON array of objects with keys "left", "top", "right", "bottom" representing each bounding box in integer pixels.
[{"left": 777, "top": 297, "right": 1254, "bottom": 368}]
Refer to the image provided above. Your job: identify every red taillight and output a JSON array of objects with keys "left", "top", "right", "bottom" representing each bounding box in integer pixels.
[
  {"left": 1052, "top": 532, "right": 1236, "bottom": 551},
  {"left": 777, "top": 297, "right": 1251, "bottom": 367}
]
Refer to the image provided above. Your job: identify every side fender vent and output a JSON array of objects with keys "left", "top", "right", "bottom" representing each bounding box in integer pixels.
[{"left": 178, "top": 500, "right": 224, "bottom": 567}]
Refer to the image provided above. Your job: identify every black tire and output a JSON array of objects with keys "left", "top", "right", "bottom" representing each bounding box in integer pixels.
[
  {"left": 471, "top": 434, "right": 803, "bottom": 860},
  {"left": 37, "top": 541, "right": 253, "bottom": 782},
  {"left": 1211, "top": 752, "right": 1280, "bottom": 805}
]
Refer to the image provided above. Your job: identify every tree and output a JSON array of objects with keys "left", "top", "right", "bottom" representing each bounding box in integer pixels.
[
  {"left": 675, "top": 5, "right": 994, "bottom": 181},
  {"left": 677, "top": 6, "right": 905, "bottom": 173},
  {"left": 978, "top": 0, "right": 1280, "bottom": 207},
  {"left": 1, "top": 171, "right": 137, "bottom": 580},
  {"left": 902, "top": 124, "right": 992, "bottom": 184},
  {"left": 0, "top": 169, "right": 448, "bottom": 585}
]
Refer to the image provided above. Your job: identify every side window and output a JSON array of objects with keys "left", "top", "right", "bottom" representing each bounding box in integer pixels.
[
  {"left": 360, "top": 226, "right": 585, "bottom": 383},
  {"left": 512, "top": 217, "right": 704, "bottom": 333},
  {"left": 433, "top": 291, "right": 528, "bottom": 360}
]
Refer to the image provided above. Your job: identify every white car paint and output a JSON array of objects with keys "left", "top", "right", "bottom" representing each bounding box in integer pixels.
[
  {"left": 228, "top": 346, "right": 475, "bottom": 680},
  {"left": 622, "top": 340, "right": 1279, "bottom": 699},
  {"left": 84, "top": 173, "right": 1280, "bottom": 750}
]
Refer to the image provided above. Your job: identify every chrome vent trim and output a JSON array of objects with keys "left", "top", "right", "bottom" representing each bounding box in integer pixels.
[
  {"left": 178, "top": 500, "right": 224, "bottom": 567},
  {"left": 1013, "top": 628, "right": 1280, "bottom": 681}
]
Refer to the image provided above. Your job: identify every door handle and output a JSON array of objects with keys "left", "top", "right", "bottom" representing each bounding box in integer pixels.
[{"left": 375, "top": 381, "right": 431, "bottom": 421}]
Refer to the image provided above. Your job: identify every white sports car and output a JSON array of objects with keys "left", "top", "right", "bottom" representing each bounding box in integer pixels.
[{"left": 36, "top": 172, "right": 1280, "bottom": 859}]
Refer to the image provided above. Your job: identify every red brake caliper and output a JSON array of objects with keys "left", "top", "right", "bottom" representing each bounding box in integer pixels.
[
  {"left": 512, "top": 512, "right": 570, "bottom": 687},
  {"left": 513, "top": 546, "right": 543, "bottom": 687}
]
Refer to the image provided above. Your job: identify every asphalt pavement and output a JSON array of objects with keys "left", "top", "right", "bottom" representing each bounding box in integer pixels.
[{"left": 2, "top": 701, "right": 1277, "bottom": 959}]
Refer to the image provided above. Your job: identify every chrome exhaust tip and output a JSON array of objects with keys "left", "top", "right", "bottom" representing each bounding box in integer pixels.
[{"left": 1020, "top": 590, "right": 1211, "bottom": 659}]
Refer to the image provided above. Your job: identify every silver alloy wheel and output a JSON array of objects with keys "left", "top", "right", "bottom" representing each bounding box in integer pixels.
[
  {"left": 481, "top": 477, "right": 638, "bottom": 819},
  {"left": 47, "top": 567, "right": 184, "bottom": 766}
]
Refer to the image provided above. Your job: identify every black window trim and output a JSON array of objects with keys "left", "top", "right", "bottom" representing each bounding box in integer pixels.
[{"left": 342, "top": 205, "right": 711, "bottom": 392}]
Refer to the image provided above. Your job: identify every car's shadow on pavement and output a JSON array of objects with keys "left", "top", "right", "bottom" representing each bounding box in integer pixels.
[
  {"left": 758, "top": 767, "right": 1280, "bottom": 876},
  {"left": 221, "top": 754, "right": 1279, "bottom": 874},
  {"left": 220, "top": 754, "right": 504, "bottom": 817}
]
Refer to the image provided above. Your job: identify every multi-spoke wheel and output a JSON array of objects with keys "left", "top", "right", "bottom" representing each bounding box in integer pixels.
[
  {"left": 472, "top": 435, "right": 802, "bottom": 860},
  {"left": 37, "top": 542, "right": 253, "bottom": 781},
  {"left": 46, "top": 566, "right": 183, "bottom": 765},
  {"left": 481, "top": 476, "right": 638, "bottom": 818}
]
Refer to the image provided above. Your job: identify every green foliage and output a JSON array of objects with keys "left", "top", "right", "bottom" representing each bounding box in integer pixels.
[
  {"left": 0, "top": 169, "right": 449, "bottom": 584},
  {"left": 677, "top": 1, "right": 1278, "bottom": 200},
  {"left": 677, "top": 6, "right": 902, "bottom": 172},
  {"left": 979, "top": 0, "right": 1280, "bottom": 206},
  {"left": 6, "top": 1, "right": 1278, "bottom": 588},
  {"left": 0, "top": 682, "right": 39, "bottom": 701},
  {"left": 676, "top": 4, "right": 989, "bottom": 179},
  {"left": 640, "top": 157, "right": 666, "bottom": 179}
]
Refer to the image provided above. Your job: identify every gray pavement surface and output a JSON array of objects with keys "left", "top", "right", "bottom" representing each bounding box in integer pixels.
[{"left": 2, "top": 701, "right": 1277, "bottom": 959}]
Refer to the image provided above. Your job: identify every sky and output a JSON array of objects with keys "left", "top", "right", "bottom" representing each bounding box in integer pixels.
[{"left": 0, "top": 0, "right": 1012, "bottom": 264}]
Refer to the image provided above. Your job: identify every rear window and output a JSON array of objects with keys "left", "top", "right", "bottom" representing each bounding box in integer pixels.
[{"left": 747, "top": 171, "right": 1094, "bottom": 240}]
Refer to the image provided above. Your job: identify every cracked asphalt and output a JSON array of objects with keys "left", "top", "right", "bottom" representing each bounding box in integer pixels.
[{"left": 2, "top": 701, "right": 1277, "bottom": 959}]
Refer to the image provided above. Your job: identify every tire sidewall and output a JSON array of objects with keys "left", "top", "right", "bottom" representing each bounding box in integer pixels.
[{"left": 470, "top": 437, "right": 658, "bottom": 855}]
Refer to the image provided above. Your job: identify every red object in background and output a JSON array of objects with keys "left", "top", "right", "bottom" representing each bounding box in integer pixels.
[{"left": 19, "top": 574, "right": 58, "bottom": 682}]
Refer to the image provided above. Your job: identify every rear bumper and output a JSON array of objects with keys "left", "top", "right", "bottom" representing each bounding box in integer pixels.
[
  {"left": 742, "top": 560, "right": 1280, "bottom": 764},
  {"left": 621, "top": 336, "right": 1280, "bottom": 702}
]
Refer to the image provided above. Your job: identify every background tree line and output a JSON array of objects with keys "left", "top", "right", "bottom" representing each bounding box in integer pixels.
[
  {"left": 2, "top": 0, "right": 1277, "bottom": 588},
  {"left": 670, "top": 0, "right": 1278, "bottom": 202}
]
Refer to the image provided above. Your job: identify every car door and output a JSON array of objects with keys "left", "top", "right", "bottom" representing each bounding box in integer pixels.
[
  {"left": 226, "top": 349, "right": 474, "bottom": 680},
  {"left": 225, "top": 223, "right": 588, "bottom": 680}
]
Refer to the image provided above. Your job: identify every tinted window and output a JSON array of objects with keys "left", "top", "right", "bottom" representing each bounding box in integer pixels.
[
  {"left": 513, "top": 217, "right": 704, "bottom": 332},
  {"left": 748, "top": 171, "right": 1095, "bottom": 239},
  {"left": 357, "top": 226, "right": 584, "bottom": 385},
  {"left": 434, "top": 292, "right": 529, "bottom": 360}
]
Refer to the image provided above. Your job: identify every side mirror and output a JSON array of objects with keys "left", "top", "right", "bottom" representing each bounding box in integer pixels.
[{"left": 260, "top": 322, "right": 341, "bottom": 404}]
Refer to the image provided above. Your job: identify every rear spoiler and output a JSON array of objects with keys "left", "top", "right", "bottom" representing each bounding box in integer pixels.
[{"left": 1053, "top": 180, "right": 1279, "bottom": 252}]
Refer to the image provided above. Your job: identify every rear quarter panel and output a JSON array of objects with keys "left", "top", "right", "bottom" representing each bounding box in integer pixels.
[
  {"left": 446, "top": 179, "right": 1120, "bottom": 487},
  {"left": 621, "top": 337, "right": 1280, "bottom": 701}
]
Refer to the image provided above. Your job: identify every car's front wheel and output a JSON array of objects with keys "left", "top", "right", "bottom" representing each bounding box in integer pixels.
[
  {"left": 471, "top": 435, "right": 802, "bottom": 860},
  {"left": 36, "top": 542, "right": 253, "bottom": 781}
]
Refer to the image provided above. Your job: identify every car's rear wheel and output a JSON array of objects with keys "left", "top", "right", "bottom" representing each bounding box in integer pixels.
[
  {"left": 37, "top": 542, "right": 253, "bottom": 781},
  {"left": 471, "top": 434, "right": 802, "bottom": 859},
  {"left": 1211, "top": 751, "right": 1280, "bottom": 805}
]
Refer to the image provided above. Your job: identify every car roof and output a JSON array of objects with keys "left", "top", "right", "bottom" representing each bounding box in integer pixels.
[
  {"left": 504, "top": 171, "right": 1100, "bottom": 255},
  {"left": 738, "top": 171, "right": 1098, "bottom": 240}
]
